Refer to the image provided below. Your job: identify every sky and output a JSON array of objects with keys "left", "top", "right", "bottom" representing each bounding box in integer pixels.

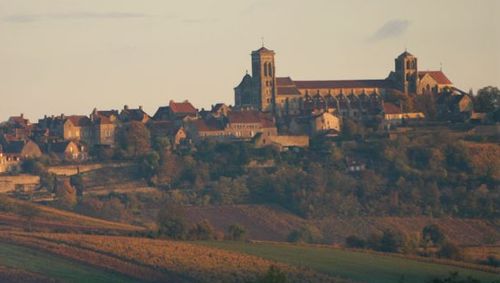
[{"left": 1, "top": 0, "right": 499, "bottom": 121}]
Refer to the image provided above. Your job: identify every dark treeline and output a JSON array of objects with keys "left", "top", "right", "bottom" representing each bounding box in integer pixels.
[{"left": 125, "top": 127, "right": 498, "bottom": 220}]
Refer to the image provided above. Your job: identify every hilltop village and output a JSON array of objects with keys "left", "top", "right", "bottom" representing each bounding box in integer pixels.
[{"left": 0, "top": 46, "right": 494, "bottom": 172}]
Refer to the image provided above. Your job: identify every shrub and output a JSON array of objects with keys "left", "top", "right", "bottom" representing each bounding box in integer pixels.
[
  {"left": 428, "top": 272, "right": 490, "bottom": 283},
  {"left": 422, "top": 224, "right": 446, "bottom": 246},
  {"left": 187, "top": 219, "right": 216, "bottom": 241},
  {"left": 437, "top": 242, "right": 463, "bottom": 260},
  {"left": 345, "top": 235, "right": 366, "bottom": 249},
  {"left": 227, "top": 224, "right": 246, "bottom": 241},
  {"left": 287, "top": 225, "right": 323, "bottom": 244},
  {"left": 379, "top": 229, "right": 406, "bottom": 253},
  {"left": 157, "top": 203, "right": 187, "bottom": 240},
  {"left": 258, "top": 265, "right": 287, "bottom": 283}
]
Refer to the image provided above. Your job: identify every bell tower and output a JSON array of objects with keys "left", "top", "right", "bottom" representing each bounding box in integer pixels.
[
  {"left": 251, "top": 46, "right": 276, "bottom": 112},
  {"left": 395, "top": 51, "right": 418, "bottom": 94}
]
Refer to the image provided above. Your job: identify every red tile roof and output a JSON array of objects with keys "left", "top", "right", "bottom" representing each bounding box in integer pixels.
[
  {"left": 418, "top": 71, "right": 452, "bottom": 85},
  {"left": 383, "top": 102, "right": 402, "bottom": 114},
  {"left": 276, "top": 77, "right": 295, "bottom": 86},
  {"left": 228, "top": 111, "right": 262, "bottom": 124},
  {"left": 294, "top": 79, "right": 392, "bottom": 89},
  {"left": 192, "top": 119, "right": 224, "bottom": 132},
  {"left": 169, "top": 100, "right": 197, "bottom": 114}
]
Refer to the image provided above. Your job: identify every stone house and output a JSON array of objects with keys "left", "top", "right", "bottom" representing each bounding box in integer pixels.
[
  {"left": 254, "top": 133, "right": 309, "bottom": 151},
  {"left": 311, "top": 111, "right": 341, "bottom": 135},
  {"left": 382, "top": 102, "right": 425, "bottom": 129},
  {"left": 90, "top": 109, "right": 119, "bottom": 146},
  {"left": 44, "top": 141, "right": 83, "bottom": 161},
  {"left": 119, "top": 105, "right": 150, "bottom": 124},
  {"left": 436, "top": 91, "right": 474, "bottom": 121},
  {"left": 186, "top": 110, "right": 277, "bottom": 142},
  {"left": 148, "top": 120, "right": 188, "bottom": 147},
  {"left": 6, "top": 114, "right": 32, "bottom": 140},
  {"left": 0, "top": 140, "right": 42, "bottom": 162},
  {"left": 36, "top": 115, "right": 92, "bottom": 144},
  {"left": 153, "top": 100, "right": 198, "bottom": 122}
]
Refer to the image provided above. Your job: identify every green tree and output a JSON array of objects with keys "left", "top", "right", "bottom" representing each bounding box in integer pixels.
[
  {"left": 55, "top": 179, "right": 77, "bottom": 210},
  {"left": 287, "top": 224, "right": 323, "bottom": 244},
  {"left": 116, "top": 121, "right": 151, "bottom": 158},
  {"left": 227, "top": 224, "right": 246, "bottom": 241},
  {"left": 187, "top": 219, "right": 216, "bottom": 240},
  {"left": 157, "top": 202, "right": 187, "bottom": 240},
  {"left": 437, "top": 241, "right": 463, "bottom": 260},
  {"left": 422, "top": 224, "right": 446, "bottom": 246},
  {"left": 379, "top": 229, "right": 405, "bottom": 253},
  {"left": 211, "top": 176, "right": 249, "bottom": 205},
  {"left": 474, "top": 86, "right": 499, "bottom": 113}
]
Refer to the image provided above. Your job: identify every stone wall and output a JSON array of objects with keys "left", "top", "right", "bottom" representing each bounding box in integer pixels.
[{"left": 0, "top": 174, "right": 40, "bottom": 193}]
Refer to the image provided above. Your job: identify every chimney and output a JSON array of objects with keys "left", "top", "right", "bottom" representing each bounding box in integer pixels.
[
  {"left": 124, "top": 105, "right": 129, "bottom": 110},
  {"left": 60, "top": 114, "right": 64, "bottom": 119},
  {"left": 20, "top": 113, "right": 24, "bottom": 118},
  {"left": 139, "top": 105, "right": 143, "bottom": 110}
]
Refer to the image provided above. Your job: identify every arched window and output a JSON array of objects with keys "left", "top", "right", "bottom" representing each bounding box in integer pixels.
[
  {"left": 268, "top": 63, "right": 273, "bottom": 77},
  {"left": 406, "top": 61, "right": 411, "bottom": 69},
  {"left": 264, "top": 62, "right": 268, "bottom": 77}
]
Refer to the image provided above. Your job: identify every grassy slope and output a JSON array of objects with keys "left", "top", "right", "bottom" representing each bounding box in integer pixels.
[
  {"left": 0, "top": 197, "right": 143, "bottom": 233},
  {"left": 0, "top": 242, "right": 135, "bottom": 283},
  {"left": 200, "top": 241, "right": 500, "bottom": 283},
  {"left": 185, "top": 205, "right": 499, "bottom": 246}
]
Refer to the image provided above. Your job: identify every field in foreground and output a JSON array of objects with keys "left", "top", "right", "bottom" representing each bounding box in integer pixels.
[
  {"left": 199, "top": 241, "right": 500, "bottom": 283},
  {"left": 0, "top": 232, "right": 342, "bottom": 283},
  {"left": 0, "top": 242, "right": 135, "bottom": 283}
]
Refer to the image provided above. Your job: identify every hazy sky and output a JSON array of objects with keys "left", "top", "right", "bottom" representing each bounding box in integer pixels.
[{"left": 1, "top": 0, "right": 499, "bottom": 121}]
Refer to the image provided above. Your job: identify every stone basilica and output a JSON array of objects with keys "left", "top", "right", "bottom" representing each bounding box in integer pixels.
[{"left": 234, "top": 46, "right": 454, "bottom": 119}]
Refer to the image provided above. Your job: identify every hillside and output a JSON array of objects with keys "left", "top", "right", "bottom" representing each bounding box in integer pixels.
[
  {"left": 185, "top": 205, "right": 500, "bottom": 246},
  {"left": 0, "top": 231, "right": 344, "bottom": 283},
  {"left": 0, "top": 196, "right": 143, "bottom": 233}
]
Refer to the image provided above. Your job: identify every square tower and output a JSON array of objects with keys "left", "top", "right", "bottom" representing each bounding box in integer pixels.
[{"left": 251, "top": 47, "right": 277, "bottom": 112}]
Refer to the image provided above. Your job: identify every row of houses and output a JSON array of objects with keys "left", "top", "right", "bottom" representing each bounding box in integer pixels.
[{"left": 0, "top": 88, "right": 478, "bottom": 173}]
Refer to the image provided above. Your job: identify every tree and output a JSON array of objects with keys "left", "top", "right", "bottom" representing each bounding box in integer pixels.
[
  {"left": 139, "top": 151, "right": 160, "bottom": 184},
  {"left": 157, "top": 202, "right": 187, "bottom": 240},
  {"left": 287, "top": 225, "right": 323, "bottom": 244},
  {"left": 55, "top": 179, "right": 77, "bottom": 210},
  {"left": 187, "top": 219, "right": 216, "bottom": 240},
  {"left": 116, "top": 121, "right": 151, "bottom": 158},
  {"left": 227, "top": 224, "right": 246, "bottom": 241},
  {"left": 474, "top": 86, "right": 499, "bottom": 113},
  {"left": 379, "top": 229, "right": 405, "bottom": 253},
  {"left": 422, "top": 224, "right": 446, "bottom": 246},
  {"left": 211, "top": 176, "right": 249, "bottom": 205},
  {"left": 342, "top": 119, "right": 365, "bottom": 140},
  {"left": 437, "top": 242, "right": 463, "bottom": 260},
  {"left": 70, "top": 174, "right": 85, "bottom": 197},
  {"left": 345, "top": 235, "right": 366, "bottom": 249}
]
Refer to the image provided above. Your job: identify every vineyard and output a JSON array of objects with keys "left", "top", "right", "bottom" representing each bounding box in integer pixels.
[
  {"left": 185, "top": 204, "right": 500, "bottom": 245},
  {"left": 0, "top": 196, "right": 143, "bottom": 233},
  {"left": 0, "top": 232, "right": 345, "bottom": 283}
]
